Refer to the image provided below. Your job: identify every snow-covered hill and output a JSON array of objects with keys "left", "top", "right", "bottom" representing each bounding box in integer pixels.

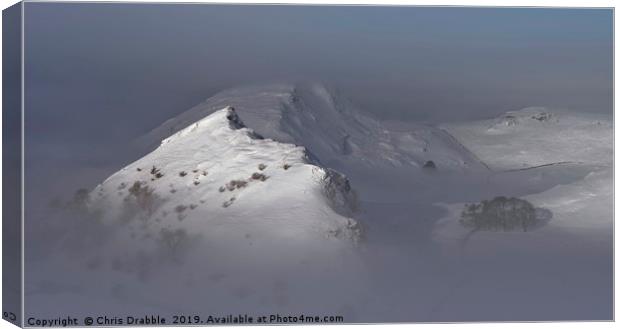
[
  {"left": 427, "top": 108, "right": 612, "bottom": 320},
  {"left": 90, "top": 107, "right": 362, "bottom": 256},
  {"left": 138, "top": 83, "right": 488, "bottom": 171},
  {"left": 435, "top": 106, "right": 612, "bottom": 244},
  {"left": 29, "top": 105, "right": 370, "bottom": 317},
  {"left": 442, "top": 107, "right": 612, "bottom": 170}
]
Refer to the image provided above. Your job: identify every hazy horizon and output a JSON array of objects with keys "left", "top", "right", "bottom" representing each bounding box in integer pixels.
[{"left": 24, "top": 4, "right": 613, "bottom": 190}]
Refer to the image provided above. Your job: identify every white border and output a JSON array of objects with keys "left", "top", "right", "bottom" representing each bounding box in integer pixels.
[
  {"left": 14, "top": 0, "right": 618, "bottom": 6},
  {"left": 20, "top": 2, "right": 24, "bottom": 328},
  {"left": 0, "top": 1, "right": 616, "bottom": 329}
]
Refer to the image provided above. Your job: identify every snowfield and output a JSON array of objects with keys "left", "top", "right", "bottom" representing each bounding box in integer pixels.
[
  {"left": 428, "top": 107, "right": 612, "bottom": 321},
  {"left": 436, "top": 107, "right": 612, "bottom": 239},
  {"left": 442, "top": 107, "right": 612, "bottom": 170},
  {"left": 25, "top": 83, "right": 613, "bottom": 322}
]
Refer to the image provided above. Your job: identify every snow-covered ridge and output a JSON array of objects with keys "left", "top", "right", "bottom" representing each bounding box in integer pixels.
[
  {"left": 160, "top": 106, "right": 263, "bottom": 146},
  {"left": 137, "top": 83, "right": 488, "bottom": 171},
  {"left": 91, "top": 105, "right": 362, "bottom": 264}
]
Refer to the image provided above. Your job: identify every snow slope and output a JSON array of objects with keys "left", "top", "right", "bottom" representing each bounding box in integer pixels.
[
  {"left": 138, "top": 83, "right": 488, "bottom": 171},
  {"left": 435, "top": 106, "right": 612, "bottom": 244},
  {"left": 428, "top": 107, "right": 612, "bottom": 320},
  {"left": 26, "top": 106, "right": 370, "bottom": 318},
  {"left": 435, "top": 106, "right": 612, "bottom": 237},
  {"left": 442, "top": 107, "right": 612, "bottom": 170},
  {"left": 90, "top": 107, "right": 362, "bottom": 253}
]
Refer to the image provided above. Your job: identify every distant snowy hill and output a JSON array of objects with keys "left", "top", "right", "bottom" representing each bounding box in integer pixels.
[
  {"left": 137, "top": 83, "right": 488, "bottom": 171},
  {"left": 428, "top": 107, "right": 612, "bottom": 321},
  {"left": 437, "top": 106, "right": 612, "bottom": 238},
  {"left": 442, "top": 107, "right": 612, "bottom": 170}
]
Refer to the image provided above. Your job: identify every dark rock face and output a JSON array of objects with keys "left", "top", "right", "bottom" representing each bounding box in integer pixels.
[
  {"left": 225, "top": 107, "right": 264, "bottom": 139},
  {"left": 225, "top": 107, "right": 245, "bottom": 130}
]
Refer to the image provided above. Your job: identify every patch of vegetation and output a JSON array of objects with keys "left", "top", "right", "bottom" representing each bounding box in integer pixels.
[
  {"left": 226, "top": 180, "right": 248, "bottom": 191},
  {"left": 158, "top": 228, "right": 190, "bottom": 262},
  {"left": 159, "top": 228, "right": 187, "bottom": 251},
  {"left": 49, "top": 188, "right": 93, "bottom": 213},
  {"left": 128, "top": 181, "right": 158, "bottom": 214},
  {"left": 48, "top": 188, "right": 113, "bottom": 254},
  {"left": 70, "top": 188, "right": 91, "bottom": 210},
  {"left": 460, "top": 196, "right": 540, "bottom": 232},
  {"left": 222, "top": 197, "right": 236, "bottom": 208},
  {"left": 149, "top": 166, "right": 164, "bottom": 179},
  {"left": 423, "top": 160, "right": 436, "bottom": 169},
  {"left": 251, "top": 172, "right": 268, "bottom": 181}
]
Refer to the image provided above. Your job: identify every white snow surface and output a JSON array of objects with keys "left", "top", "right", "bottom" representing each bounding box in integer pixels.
[
  {"left": 92, "top": 106, "right": 362, "bottom": 249},
  {"left": 427, "top": 107, "right": 612, "bottom": 321},
  {"left": 435, "top": 106, "right": 612, "bottom": 246},
  {"left": 442, "top": 107, "right": 612, "bottom": 170},
  {"left": 28, "top": 105, "right": 370, "bottom": 318},
  {"left": 435, "top": 106, "right": 612, "bottom": 250},
  {"left": 138, "top": 83, "right": 488, "bottom": 171}
]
